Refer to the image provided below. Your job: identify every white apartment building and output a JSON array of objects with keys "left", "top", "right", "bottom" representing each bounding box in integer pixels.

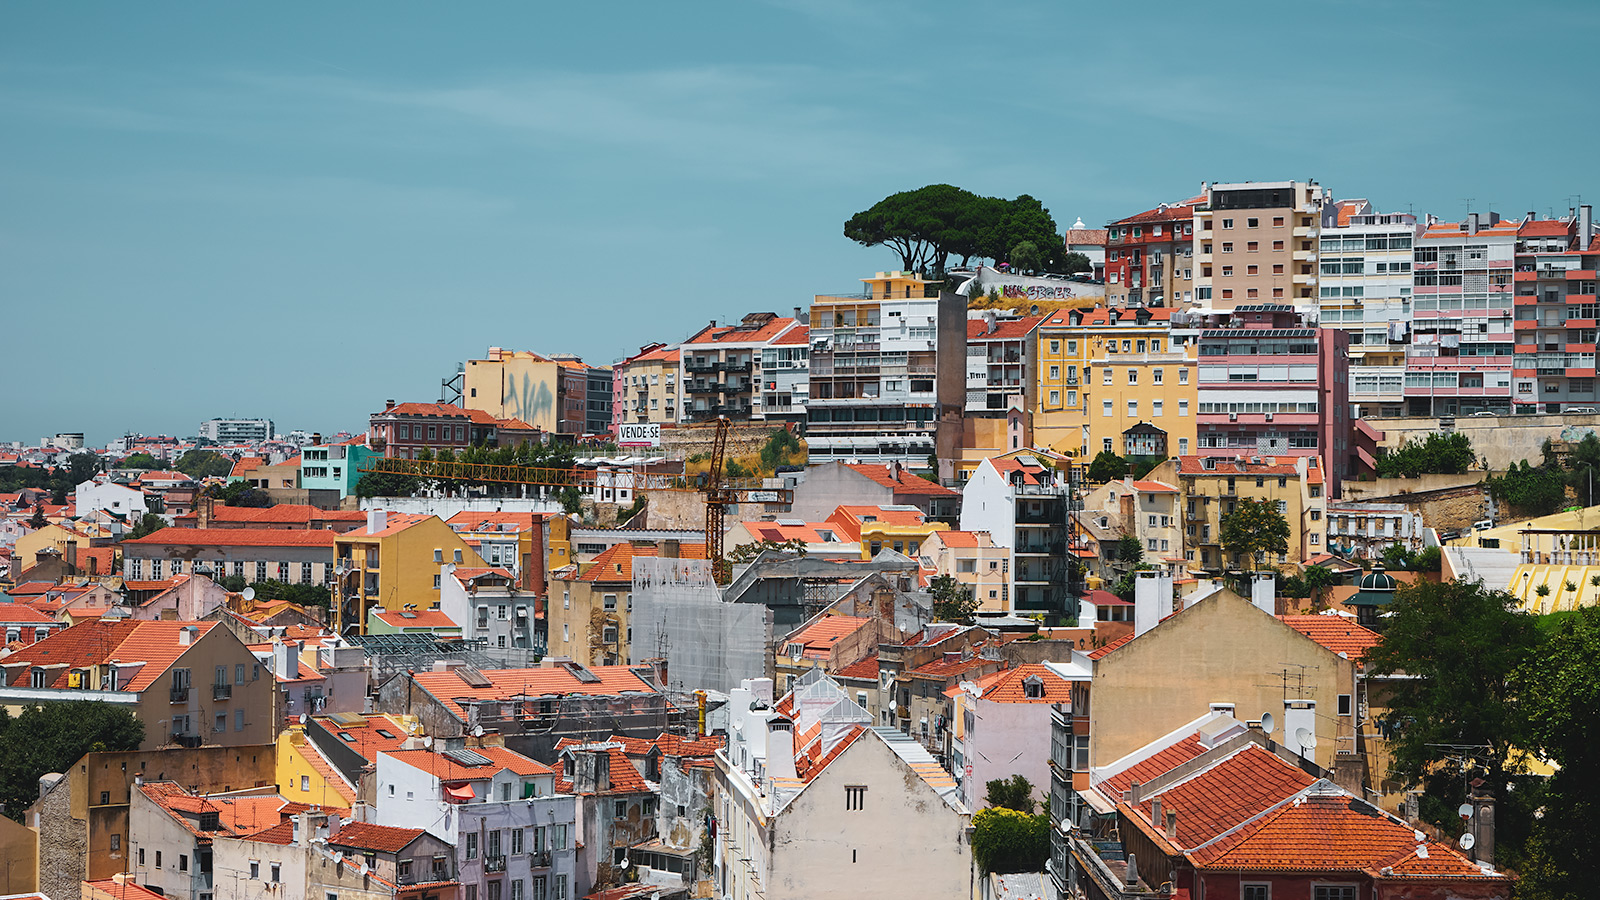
[
  {"left": 1318, "top": 201, "right": 1422, "bottom": 418},
  {"left": 198, "top": 418, "right": 274, "bottom": 443}
]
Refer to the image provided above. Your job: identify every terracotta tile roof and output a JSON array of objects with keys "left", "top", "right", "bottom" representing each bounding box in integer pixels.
[
  {"left": 742, "top": 521, "right": 832, "bottom": 544},
  {"left": 315, "top": 713, "right": 413, "bottom": 761},
  {"left": 379, "top": 403, "right": 533, "bottom": 430},
  {"left": 1277, "top": 615, "right": 1381, "bottom": 660},
  {"left": 348, "top": 512, "right": 435, "bottom": 539},
  {"left": 826, "top": 505, "right": 932, "bottom": 542},
  {"left": 909, "top": 653, "right": 994, "bottom": 679},
  {"left": 409, "top": 664, "right": 660, "bottom": 721},
  {"left": 1102, "top": 738, "right": 1208, "bottom": 797},
  {"left": 987, "top": 456, "right": 1058, "bottom": 485},
  {"left": 682, "top": 316, "right": 798, "bottom": 346},
  {"left": 294, "top": 740, "right": 357, "bottom": 805},
  {"left": 1085, "top": 589, "right": 1131, "bottom": 607},
  {"left": 139, "top": 783, "right": 307, "bottom": 838},
  {"left": 181, "top": 505, "right": 368, "bottom": 525},
  {"left": 795, "top": 723, "right": 866, "bottom": 782},
  {"left": 1131, "top": 480, "right": 1178, "bottom": 494},
  {"left": 1176, "top": 456, "right": 1298, "bottom": 476},
  {"left": 121, "top": 528, "right": 339, "bottom": 548},
  {"left": 1088, "top": 633, "right": 1136, "bottom": 660},
  {"left": 446, "top": 510, "right": 543, "bottom": 531},
  {"left": 328, "top": 821, "right": 427, "bottom": 853},
  {"left": 772, "top": 324, "right": 810, "bottom": 346},
  {"left": 1066, "top": 228, "right": 1109, "bottom": 247},
  {"left": 242, "top": 820, "right": 298, "bottom": 845},
  {"left": 575, "top": 542, "right": 705, "bottom": 583},
  {"left": 123, "top": 580, "right": 178, "bottom": 592},
  {"left": 1188, "top": 785, "right": 1498, "bottom": 878},
  {"left": 0, "top": 602, "right": 61, "bottom": 624},
  {"left": 384, "top": 746, "right": 553, "bottom": 784},
  {"left": 3, "top": 620, "right": 218, "bottom": 691},
  {"left": 552, "top": 745, "right": 651, "bottom": 795},
  {"left": 783, "top": 615, "right": 872, "bottom": 659},
  {"left": 451, "top": 566, "right": 516, "bottom": 582},
  {"left": 229, "top": 457, "right": 267, "bottom": 478},
  {"left": 966, "top": 316, "right": 1045, "bottom": 341},
  {"left": 927, "top": 530, "right": 984, "bottom": 548},
  {"left": 1135, "top": 745, "right": 1315, "bottom": 847},
  {"left": 1112, "top": 199, "right": 1203, "bottom": 226},
  {"left": 85, "top": 878, "right": 169, "bottom": 900},
  {"left": 373, "top": 609, "right": 460, "bottom": 629},
  {"left": 4, "top": 582, "right": 56, "bottom": 597},
  {"left": 843, "top": 464, "right": 958, "bottom": 497},
  {"left": 968, "top": 663, "right": 1074, "bottom": 702},
  {"left": 1519, "top": 219, "right": 1572, "bottom": 238},
  {"left": 835, "top": 652, "right": 879, "bottom": 679}
]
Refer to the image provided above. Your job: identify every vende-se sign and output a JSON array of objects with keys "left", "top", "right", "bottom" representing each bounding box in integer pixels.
[{"left": 618, "top": 423, "right": 662, "bottom": 447}]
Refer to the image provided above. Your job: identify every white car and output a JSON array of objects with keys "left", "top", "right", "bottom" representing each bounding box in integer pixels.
[{"left": 1567, "top": 406, "right": 1597, "bottom": 414}]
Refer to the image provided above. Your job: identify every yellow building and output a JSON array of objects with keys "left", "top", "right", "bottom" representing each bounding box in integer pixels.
[
  {"left": 825, "top": 505, "right": 947, "bottom": 560},
  {"left": 1033, "top": 306, "right": 1198, "bottom": 460},
  {"left": 1145, "top": 455, "right": 1327, "bottom": 572},
  {"left": 276, "top": 711, "right": 418, "bottom": 809},
  {"left": 333, "top": 512, "right": 487, "bottom": 635},
  {"left": 12, "top": 522, "right": 94, "bottom": 574},
  {"left": 916, "top": 530, "right": 1012, "bottom": 613},
  {"left": 463, "top": 347, "right": 570, "bottom": 433},
  {"left": 614, "top": 343, "right": 684, "bottom": 426},
  {"left": 548, "top": 541, "right": 706, "bottom": 666}
]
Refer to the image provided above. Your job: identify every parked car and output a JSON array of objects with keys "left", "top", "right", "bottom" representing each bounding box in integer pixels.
[{"left": 1566, "top": 406, "right": 1597, "bottom": 414}]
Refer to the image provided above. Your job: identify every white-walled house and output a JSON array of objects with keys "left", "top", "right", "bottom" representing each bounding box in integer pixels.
[
  {"left": 715, "top": 672, "right": 971, "bottom": 900},
  {"left": 949, "top": 662, "right": 1087, "bottom": 811},
  {"left": 438, "top": 564, "right": 538, "bottom": 651},
  {"left": 959, "top": 456, "right": 1075, "bottom": 621},
  {"left": 375, "top": 745, "right": 579, "bottom": 900},
  {"left": 75, "top": 479, "right": 148, "bottom": 520}
]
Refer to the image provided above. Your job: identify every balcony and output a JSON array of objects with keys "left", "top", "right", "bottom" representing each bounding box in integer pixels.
[
  {"left": 170, "top": 685, "right": 190, "bottom": 704},
  {"left": 484, "top": 855, "right": 507, "bottom": 874},
  {"left": 686, "top": 382, "right": 725, "bottom": 394},
  {"left": 170, "top": 733, "right": 203, "bottom": 749},
  {"left": 531, "top": 850, "right": 552, "bottom": 868},
  {"left": 684, "top": 360, "right": 716, "bottom": 373},
  {"left": 1292, "top": 225, "right": 1320, "bottom": 238},
  {"left": 212, "top": 683, "right": 232, "bottom": 701},
  {"left": 719, "top": 359, "right": 753, "bottom": 373}
]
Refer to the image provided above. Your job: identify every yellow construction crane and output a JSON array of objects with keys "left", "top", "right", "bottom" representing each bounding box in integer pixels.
[{"left": 357, "top": 418, "right": 782, "bottom": 585}]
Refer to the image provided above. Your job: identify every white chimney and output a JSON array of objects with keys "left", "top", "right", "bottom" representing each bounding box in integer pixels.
[
  {"left": 367, "top": 509, "right": 387, "bottom": 534},
  {"left": 766, "top": 716, "right": 798, "bottom": 781},
  {"left": 1251, "top": 573, "right": 1276, "bottom": 615},
  {"left": 177, "top": 625, "right": 196, "bottom": 646},
  {"left": 274, "top": 640, "right": 300, "bottom": 680},
  {"left": 1133, "top": 570, "right": 1173, "bottom": 637},
  {"left": 1284, "top": 699, "right": 1317, "bottom": 758}
]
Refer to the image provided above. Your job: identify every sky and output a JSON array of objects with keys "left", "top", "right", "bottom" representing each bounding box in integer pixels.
[{"left": 4, "top": 1, "right": 1599, "bottom": 445}]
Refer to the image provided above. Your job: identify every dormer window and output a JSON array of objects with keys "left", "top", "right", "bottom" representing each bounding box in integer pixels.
[{"left": 1023, "top": 676, "right": 1045, "bottom": 699}]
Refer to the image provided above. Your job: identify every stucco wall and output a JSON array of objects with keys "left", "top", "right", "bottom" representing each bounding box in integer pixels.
[{"left": 1374, "top": 414, "right": 1600, "bottom": 470}]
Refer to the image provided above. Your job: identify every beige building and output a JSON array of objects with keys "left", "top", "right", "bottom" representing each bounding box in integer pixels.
[
  {"left": 548, "top": 541, "right": 705, "bottom": 665},
  {"left": 1194, "top": 181, "right": 1330, "bottom": 309},
  {"left": 614, "top": 343, "right": 684, "bottom": 426},
  {"left": 916, "top": 530, "right": 1011, "bottom": 613},
  {"left": 1145, "top": 454, "right": 1327, "bottom": 572},
  {"left": 1082, "top": 477, "right": 1185, "bottom": 575}
]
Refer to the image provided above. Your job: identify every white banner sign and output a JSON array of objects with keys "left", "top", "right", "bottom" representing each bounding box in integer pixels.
[{"left": 618, "top": 423, "right": 662, "bottom": 447}]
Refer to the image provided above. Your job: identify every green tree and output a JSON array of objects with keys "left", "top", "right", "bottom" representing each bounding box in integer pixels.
[
  {"left": 204, "top": 480, "right": 271, "bottom": 508},
  {"left": 124, "top": 512, "right": 167, "bottom": 540},
  {"left": 929, "top": 574, "right": 979, "bottom": 625},
  {"left": 1301, "top": 564, "right": 1338, "bottom": 610},
  {"left": 67, "top": 452, "right": 101, "bottom": 485},
  {"left": 1126, "top": 455, "right": 1164, "bottom": 480},
  {"left": 1364, "top": 579, "right": 1539, "bottom": 841},
  {"left": 758, "top": 429, "right": 805, "bottom": 473},
  {"left": 1374, "top": 432, "right": 1475, "bottom": 478},
  {"left": 221, "top": 574, "right": 247, "bottom": 592},
  {"left": 728, "top": 538, "right": 808, "bottom": 565},
  {"left": 1515, "top": 608, "right": 1600, "bottom": 899},
  {"left": 970, "top": 806, "right": 1050, "bottom": 874},
  {"left": 1219, "top": 498, "right": 1290, "bottom": 570},
  {"left": 0, "top": 701, "right": 144, "bottom": 821},
  {"left": 354, "top": 471, "right": 420, "bottom": 499},
  {"left": 174, "top": 449, "right": 235, "bottom": 479},
  {"left": 983, "top": 775, "right": 1036, "bottom": 814},
  {"left": 1487, "top": 460, "right": 1567, "bottom": 517},
  {"left": 1566, "top": 431, "right": 1600, "bottom": 505},
  {"left": 1381, "top": 542, "right": 1414, "bottom": 571},
  {"left": 1116, "top": 535, "right": 1144, "bottom": 566},
  {"left": 558, "top": 486, "right": 582, "bottom": 515},
  {"left": 247, "top": 579, "right": 331, "bottom": 609},
  {"left": 1085, "top": 450, "right": 1127, "bottom": 483},
  {"left": 1008, "top": 240, "right": 1042, "bottom": 274},
  {"left": 1061, "top": 251, "right": 1092, "bottom": 275},
  {"left": 844, "top": 183, "right": 978, "bottom": 273},
  {"left": 118, "top": 452, "right": 163, "bottom": 470},
  {"left": 27, "top": 505, "right": 46, "bottom": 529}
]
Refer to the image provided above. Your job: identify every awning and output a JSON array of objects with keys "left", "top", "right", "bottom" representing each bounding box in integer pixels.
[{"left": 445, "top": 784, "right": 475, "bottom": 802}]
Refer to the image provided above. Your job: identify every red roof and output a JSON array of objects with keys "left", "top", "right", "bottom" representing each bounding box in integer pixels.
[
  {"left": 383, "top": 746, "right": 553, "bottom": 782},
  {"left": 379, "top": 403, "right": 534, "bottom": 431},
  {"left": 576, "top": 542, "right": 706, "bottom": 584},
  {"left": 553, "top": 745, "right": 652, "bottom": 794},
  {"left": 229, "top": 457, "right": 266, "bottom": 478},
  {"left": 1088, "top": 633, "right": 1135, "bottom": 660},
  {"left": 1102, "top": 738, "right": 1208, "bottom": 797},
  {"left": 967, "top": 664, "right": 1074, "bottom": 703},
  {"left": 139, "top": 782, "right": 310, "bottom": 838},
  {"left": 966, "top": 316, "right": 1045, "bottom": 341},
  {"left": 1278, "top": 615, "right": 1381, "bottom": 660},
  {"left": 179, "top": 505, "right": 367, "bottom": 526},
  {"left": 783, "top": 615, "right": 873, "bottom": 659},
  {"left": 772, "top": 324, "right": 810, "bottom": 346},
  {"left": 121, "top": 527, "right": 339, "bottom": 548},
  {"left": 327, "top": 821, "right": 427, "bottom": 853},
  {"left": 0, "top": 602, "right": 61, "bottom": 624},
  {"left": 446, "top": 510, "right": 543, "bottom": 531},
  {"left": 1177, "top": 456, "right": 1299, "bottom": 476},
  {"left": 409, "top": 664, "right": 660, "bottom": 721},
  {"left": 1111, "top": 198, "right": 1203, "bottom": 226},
  {"left": 1519, "top": 219, "right": 1573, "bottom": 238},
  {"left": 3, "top": 620, "right": 219, "bottom": 691},
  {"left": 452, "top": 566, "right": 516, "bottom": 582},
  {"left": 313, "top": 713, "right": 413, "bottom": 761},
  {"left": 1131, "top": 480, "right": 1178, "bottom": 494},
  {"left": 842, "top": 464, "right": 958, "bottom": 497},
  {"left": 373, "top": 609, "right": 461, "bottom": 629},
  {"left": 1135, "top": 744, "right": 1315, "bottom": 847},
  {"left": 682, "top": 316, "right": 799, "bottom": 346},
  {"left": 86, "top": 879, "right": 168, "bottom": 900},
  {"left": 835, "top": 652, "right": 879, "bottom": 679},
  {"left": 927, "top": 530, "right": 985, "bottom": 548}
]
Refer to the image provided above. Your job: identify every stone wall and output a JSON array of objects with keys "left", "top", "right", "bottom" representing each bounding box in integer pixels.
[
  {"left": 1372, "top": 414, "right": 1600, "bottom": 470},
  {"left": 660, "top": 422, "right": 791, "bottom": 460},
  {"left": 34, "top": 773, "right": 83, "bottom": 900}
]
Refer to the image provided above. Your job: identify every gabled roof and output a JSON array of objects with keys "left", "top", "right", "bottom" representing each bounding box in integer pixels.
[
  {"left": 1177, "top": 455, "right": 1299, "bottom": 476},
  {"left": 383, "top": 746, "right": 553, "bottom": 783},
  {"left": 121, "top": 528, "right": 340, "bottom": 548},
  {"left": 1088, "top": 633, "right": 1136, "bottom": 660},
  {"left": 681, "top": 316, "right": 798, "bottom": 346},
  {"left": 1132, "top": 744, "right": 1315, "bottom": 847},
  {"left": 842, "top": 464, "right": 958, "bottom": 497},
  {"left": 229, "top": 458, "right": 266, "bottom": 478},
  {"left": 138, "top": 782, "right": 310, "bottom": 839},
  {"left": 782, "top": 615, "right": 873, "bottom": 659},
  {"left": 966, "top": 664, "right": 1073, "bottom": 703},
  {"left": 925, "top": 530, "right": 986, "bottom": 548},
  {"left": 553, "top": 744, "right": 652, "bottom": 795},
  {"left": 772, "top": 324, "right": 810, "bottom": 346},
  {"left": 575, "top": 542, "right": 706, "bottom": 583},
  {"left": 446, "top": 510, "right": 543, "bottom": 531},
  {"left": 377, "top": 403, "right": 534, "bottom": 430},
  {"left": 327, "top": 821, "right": 428, "bottom": 854},
  {"left": 313, "top": 713, "right": 413, "bottom": 762},
  {"left": 373, "top": 609, "right": 460, "bottom": 629},
  {"left": 408, "top": 664, "right": 660, "bottom": 721},
  {"left": 966, "top": 316, "right": 1045, "bottom": 341},
  {"left": 1277, "top": 615, "right": 1381, "bottom": 660},
  {"left": 178, "top": 505, "right": 368, "bottom": 526},
  {"left": 835, "top": 652, "right": 879, "bottom": 680},
  {"left": 2, "top": 620, "right": 218, "bottom": 691},
  {"left": 1131, "top": 480, "right": 1178, "bottom": 494}
]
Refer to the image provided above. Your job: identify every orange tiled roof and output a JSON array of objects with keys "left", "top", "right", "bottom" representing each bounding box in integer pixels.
[
  {"left": 0, "top": 602, "right": 61, "bottom": 624},
  {"left": 742, "top": 521, "right": 833, "bottom": 544},
  {"left": 783, "top": 615, "right": 872, "bottom": 659},
  {"left": 313, "top": 713, "right": 413, "bottom": 761},
  {"left": 835, "top": 652, "right": 878, "bottom": 679},
  {"left": 966, "top": 316, "right": 1045, "bottom": 341},
  {"left": 446, "top": 510, "right": 543, "bottom": 531},
  {"left": 843, "top": 464, "right": 958, "bottom": 497},
  {"left": 3, "top": 620, "right": 218, "bottom": 691},
  {"left": 452, "top": 566, "right": 516, "bottom": 582},
  {"left": 179, "top": 505, "right": 368, "bottom": 525},
  {"left": 682, "top": 316, "right": 798, "bottom": 346},
  {"left": 379, "top": 403, "right": 536, "bottom": 431},
  {"left": 1102, "top": 738, "right": 1208, "bottom": 797},
  {"left": 85, "top": 879, "right": 168, "bottom": 900},
  {"left": 553, "top": 745, "right": 651, "bottom": 795},
  {"left": 374, "top": 609, "right": 461, "bottom": 629},
  {"left": 121, "top": 527, "right": 339, "bottom": 548},
  {"left": 139, "top": 782, "right": 309, "bottom": 838},
  {"left": 229, "top": 458, "right": 266, "bottom": 478},
  {"left": 1131, "top": 480, "right": 1178, "bottom": 494},
  {"left": 575, "top": 542, "right": 706, "bottom": 584},
  {"left": 409, "top": 665, "right": 660, "bottom": 721},
  {"left": 968, "top": 664, "right": 1074, "bottom": 703},
  {"left": 384, "top": 746, "right": 553, "bottom": 783},
  {"left": 772, "top": 324, "right": 810, "bottom": 346},
  {"left": 1176, "top": 456, "right": 1299, "bottom": 476},
  {"left": 1135, "top": 744, "right": 1314, "bottom": 847},
  {"left": 1519, "top": 219, "right": 1572, "bottom": 238},
  {"left": 928, "top": 530, "right": 984, "bottom": 548},
  {"left": 1278, "top": 615, "right": 1381, "bottom": 660},
  {"left": 327, "top": 821, "right": 427, "bottom": 853}
]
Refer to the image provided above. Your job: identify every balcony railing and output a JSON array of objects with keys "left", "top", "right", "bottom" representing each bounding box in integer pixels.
[
  {"left": 212, "top": 683, "right": 231, "bottom": 701},
  {"left": 484, "top": 855, "right": 507, "bottom": 874},
  {"left": 531, "top": 850, "right": 552, "bottom": 868},
  {"left": 170, "top": 686, "right": 190, "bottom": 704}
]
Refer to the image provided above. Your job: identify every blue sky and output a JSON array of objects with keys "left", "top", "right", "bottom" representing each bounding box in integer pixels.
[{"left": 4, "top": 1, "right": 1596, "bottom": 444}]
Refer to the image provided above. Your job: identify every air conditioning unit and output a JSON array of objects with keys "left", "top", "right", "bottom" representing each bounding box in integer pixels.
[
  {"left": 1229, "top": 412, "right": 1239, "bottom": 421},
  {"left": 1264, "top": 412, "right": 1274, "bottom": 422}
]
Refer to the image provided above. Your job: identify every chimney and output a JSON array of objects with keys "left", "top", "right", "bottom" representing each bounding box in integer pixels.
[
  {"left": 1133, "top": 570, "right": 1173, "bottom": 637},
  {"left": 177, "top": 625, "right": 196, "bottom": 646},
  {"left": 1470, "top": 782, "right": 1495, "bottom": 866},
  {"left": 1125, "top": 852, "right": 1139, "bottom": 888},
  {"left": 1467, "top": 212, "right": 1479, "bottom": 235},
  {"left": 385, "top": 399, "right": 396, "bottom": 411},
  {"left": 1165, "top": 810, "right": 1178, "bottom": 841},
  {"left": 275, "top": 640, "right": 301, "bottom": 680},
  {"left": 367, "top": 509, "right": 387, "bottom": 534},
  {"left": 1251, "top": 573, "right": 1276, "bottom": 615},
  {"left": 1150, "top": 796, "right": 1163, "bottom": 832},
  {"left": 766, "top": 716, "right": 798, "bottom": 781},
  {"left": 311, "top": 433, "right": 322, "bottom": 446}
]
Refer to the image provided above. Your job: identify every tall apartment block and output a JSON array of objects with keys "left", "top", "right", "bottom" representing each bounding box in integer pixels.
[
  {"left": 1513, "top": 206, "right": 1599, "bottom": 413},
  {"left": 679, "top": 313, "right": 803, "bottom": 423},
  {"left": 1194, "top": 181, "right": 1330, "bottom": 309},
  {"left": 613, "top": 343, "right": 683, "bottom": 428},
  {"left": 759, "top": 319, "right": 810, "bottom": 429},
  {"left": 1403, "top": 213, "right": 1519, "bottom": 416},
  {"left": 806, "top": 272, "right": 967, "bottom": 472},
  {"left": 1104, "top": 197, "right": 1201, "bottom": 308},
  {"left": 1318, "top": 200, "right": 1421, "bottom": 418},
  {"left": 197, "top": 418, "right": 274, "bottom": 443},
  {"left": 1195, "top": 304, "right": 1353, "bottom": 495}
]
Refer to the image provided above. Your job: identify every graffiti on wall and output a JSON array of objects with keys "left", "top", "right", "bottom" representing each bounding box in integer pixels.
[{"left": 506, "top": 372, "right": 555, "bottom": 428}]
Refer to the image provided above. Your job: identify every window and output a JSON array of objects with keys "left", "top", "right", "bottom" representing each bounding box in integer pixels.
[
  {"left": 1247, "top": 242, "right": 1259, "bottom": 252},
  {"left": 1153, "top": 400, "right": 1164, "bottom": 417},
  {"left": 466, "top": 833, "right": 478, "bottom": 860},
  {"left": 1222, "top": 218, "right": 1233, "bottom": 229},
  {"left": 512, "top": 828, "right": 524, "bottom": 854},
  {"left": 433, "top": 574, "right": 441, "bottom": 589},
  {"left": 270, "top": 863, "right": 281, "bottom": 883},
  {"left": 1246, "top": 217, "right": 1259, "bottom": 228},
  {"left": 1050, "top": 340, "right": 1060, "bottom": 353},
  {"left": 1338, "top": 694, "right": 1353, "bottom": 716},
  {"left": 1049, "top": 365, "right": 1060, "bottom": 380},
  {"left": 1243, "top": 886, "right": 1271, "bottom": 900},
  {"left": 434, "top": 549, "right": 443, "bottom": 562},
  {"left": 250, "top": 861, "right": 259, "bottom": 879},
  {"left": 603, "top": 593, "right": 617, "bottom": 610},
  {"left": 1153, "top": 369, "right": 1163, "bottom": 384},
  {"left": 1313, "top": 888, "right": 1356, "bottom": 900},
  {"left": 1103, "top": 368, "right": 1112, "bottom": 385},
  {"left": 1179, "top": 368, "right": 1189, "bottom": 384},
  {"left": 454, "top": 549, "right": 463, "bottom": 564},
  {"left": 1128, "top": 370, "right": 1138, "bottom": 385},
  {"left": 180, "top": 854, "right": 189, "bottom": 872},
  {"left": 1102, "top": 400, "right": 1113, "bottom": 417},
  {"left": 845, "top": 785, "right": 867, "bottom": 810},
  {"left": 1127, "top": 400, "right": 1137, "bottom": 417},
  {"left": 236, "top": 709, "right": 246, "bottom": 731}
]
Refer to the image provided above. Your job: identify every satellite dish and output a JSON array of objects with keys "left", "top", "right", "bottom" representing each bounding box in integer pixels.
[
  {"left": 242, "top": 587, "right": 256, "bottom": 601},
  {"left": 1458, "top": 802, "right": 1475, "bottom": 819},
  {"left": 472, "top": 725, "right": 485, "bottom": 738},
  {"left": 888, "top": 699, "right": 897, "bottom": 712},
  {"left": 1459, "top": 832, "right": 1476, "bottom": 851},
  {"left": 1259, "top": 712, "right": 1275, "bottom": 735},
  {"left": 618, "top": 856, "right": 628, "bottom": 870},
  {"left": 298, "top": 714, "right": 308, "bottom": 725},
  {"left": 1295, "top": 727, "right": 1316, "bottom": 750}
]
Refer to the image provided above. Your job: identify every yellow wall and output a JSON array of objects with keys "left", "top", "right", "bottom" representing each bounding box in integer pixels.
[
  {"left": 855, "top": 520, "right": 946, "bottom": 560},
  {"left": 1146, "top": 458, "right": 1323, "bottom": 570},
  {"left": 336, "top": 517, "right": 487, "bottom": 633},
  {"left": 464, "top": 350, "right": 564, "bottom": 432},
  {"left": 1033, "top": 323, "right": 1197, "bottom": 459},
  {"left": 919, "top": 532, "right": 1011, "bottom": 613},
  {"left": 13, "top": 523, "right": 92, "bottom": 572},
  {"left": 547, "top": 573, "right": 631, "bottom": 665},
  {"left": 616, "top": 354, "right": 684, "bottom": 425},
  {"left": 275, "top": 727, "right": 356, "bottom": 808}
]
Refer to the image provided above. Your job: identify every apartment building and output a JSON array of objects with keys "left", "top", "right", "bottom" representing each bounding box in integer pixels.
[
  {"left": 1405, "top": 213, "right": 1520, "bottom": 415},
  {"left": 1195, "top": 304, "right": 1351, "bottom": 493},
  {"left": 1104, "top": 197, "right": 1201, "bottom": 308},
  {"left": 680, "top": 312, "right": 802, "bottom": 422},
  {"left": 121, "top": 528, "right": 337, "bottom": 585},
  {"left": 369, "top": 401, "right": 538, "bottom": 459},
  {"left": 1513, "top": 206, "right": 1600, "bottom": 413},
  {"left": 613, "top": 343, "right": 683, "bottom": 428},
  {"left": 759, "top": 322, "right": 810, "bottom": 428},
  {"left": 1034, "top": 306, "right": 1199, "bottom": 459},
  {"left": 298, "top": 437, "right": 380, "bottom": 499},
  {"left": 332, "top": 511, "right": 488, "bottom": 636},
  {"left": 198, "top": 418, "right": 273, "bottom": 443},
  {"left": 915, "top": 530, "right": 1011, "bottom": 613},
  {"left": 1147, "top": 455, "right": 1327, "bottom": 571},
  {"left": 805, "top": 272, "right": 967, "bottom": 470},
  {"left": 1318, "top": 200, "right": 1421, "bottom": 418},
  {"left": 1193, "top": 181, "right": 1330, "bottom": 309},
  {"left": 959, "top": 456, "right": 1075, "bottom": 622},
  {"left": 964, "top": 313, "right": 1042, "bottom": 417},
  {"left": 1082, "top": 477, "right": 1184, "bottom": 575}
]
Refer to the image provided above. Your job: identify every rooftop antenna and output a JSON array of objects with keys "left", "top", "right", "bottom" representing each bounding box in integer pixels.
[{"left": 1461, "top": 198, "right": 1474, "bottom": 218}]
